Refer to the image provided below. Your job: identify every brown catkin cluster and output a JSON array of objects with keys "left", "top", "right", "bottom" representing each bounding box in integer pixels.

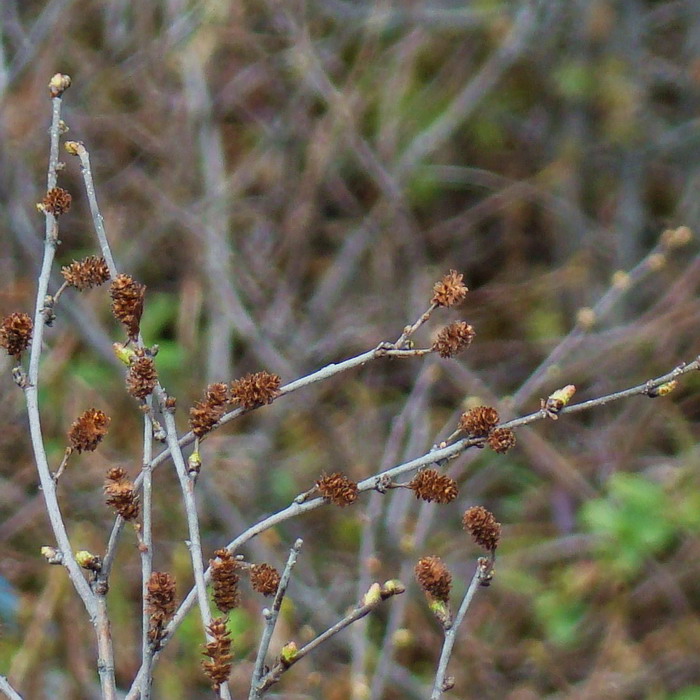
[
  {"left": 146, "top": 572, "right": 177, "bottom": 649},
  {"left": 432, "top": 321, "right": 475, "bottom": 358},
  {"left": 487, "top": 427, "right": 516, "bottom": 454},
  {"left": 104, "top": 467, "right": 139, "bottom": 521},
  {"left": 0, "top": 312, "right": 33, "bottom": 358},
  {"left": 250, "top": 563, "right": 281, "bottom": 597},
  {"left": 68, "top": 408, "right": 110, "bottom": 453},
  {"left": 230, "top": 371, "right": 281, "bottom": 409},
  {"left": 126, "top": 354, "right": 158, "bottom": 399},
  {"left": 202, "top": 617, "right": 233, "bottom": 691},
  {"left": 42, "top": 187, "right": 72, "bottom": 216},
  {"left": 459, "top": 407, "right": 516, "bottom": 454},
  {"left": 189, "top": 382, "right": 230, "bottom": 438},
  {"left": 414, "top": 556, "right": 452, "bottom": 603},
  {"left": 409, "top": 469, "right": 458, "bottom": 504},
  {"left": 463, "top": 506, "right": 501, "bottom": 551},
  {"left": 110, "top": 274, "right": 146, "bottom": 339},
  {"left": 316, "top": 472, "right": 358, "bottom": 507},
  {"left": 431, "top": 270, "right": 468, "bottom": 307},
  {"left": 459, "top": 406, "right": 500, "bottom": 437},
  {"left": 210, "top": 549, "right": 240, "bottom": 614},
  {"left": 61, "top": 256, "right": 110, "bottom": 291}
]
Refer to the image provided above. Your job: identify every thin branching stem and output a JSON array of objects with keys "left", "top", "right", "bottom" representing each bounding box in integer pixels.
[
  {"left": 248, "top": 538, "right": 303, "bottom": 700},
  {"left": 0, "top": 675, "right": 23, "bottom": 700},
  {"left": 70, "top": 142, "right": 118, "bottom": 278},
  {"left": 430, "top": 562, "right": 485, "bottom": 700},
  {"left": 257, "top": 581, "right": 405, "bottom": 693},
  {"left": 149, "top": 354, "right": 700, "bottom": 663},
  {"left": 160, "top": 406, "right": 232, "bottom": 700},
  {"left": 139, "top": 412, "right": 154, "bottom": 700},
  {"left": 23, "top": 93, "right": 117, "bottom": 699}
]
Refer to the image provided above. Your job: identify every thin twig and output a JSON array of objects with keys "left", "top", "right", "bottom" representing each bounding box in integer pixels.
[
  {"left": 160, "top": 404, "right": 232, "bottom": 700},
  {"left": 68, "top": 142, "right": 118, "bottom": 277},
  {"left": 0, "top": 675, "right": 23, "bottom": 700},
  {"left": 152, "top": 354, "right": 700, "bottom": 662},
  {"left": 256, "top": 580, "right": 405, "bottom": 693},
  {"left": 248, "top": 538, "right": 303, "bottom": 700},
  {"left": 23, "top": 90, "right": 116, "bottom": 699},
  {"left": 430, "top": 558, "right": 491, "bottom": 699},
  {"left": 139, "top": 413, "right": 154, "bottom": 700}
]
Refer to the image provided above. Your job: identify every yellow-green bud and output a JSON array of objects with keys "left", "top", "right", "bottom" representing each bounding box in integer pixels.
[
  {"left": 113, "top": 342, "right": 136, "bottom": 365},
  {"left": 75, "top": 550, "right": 101, "bottom": 571},
  {"left": 362, "top": 582, "right": 382, "bottom": 607},
  {"left": 280, "top": 641, "right": 298, "bottom": 666}
]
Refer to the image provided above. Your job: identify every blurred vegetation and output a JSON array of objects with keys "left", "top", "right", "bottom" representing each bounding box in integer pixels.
[{"left": 2, "top": 0, "right": 700, "bottom": 698}]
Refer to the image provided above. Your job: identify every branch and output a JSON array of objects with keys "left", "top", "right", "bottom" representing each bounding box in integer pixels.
[
  {"left": 430, "top": 557, "right": 493, "bottom": 699},
  {"left": 256, "top": 580, "right": 405, "bottom": 694},
  {"left": 0, "top": 676, "right": 23, "bottom": 700},
  {"left": 248, "top": 539, "right": 303, "bottom": 700}
]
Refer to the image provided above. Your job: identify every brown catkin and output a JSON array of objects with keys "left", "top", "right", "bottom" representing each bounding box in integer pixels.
[
  {"left": 68, "top": 408, "right": 110, "bottom": 453},
  {"left": 104, "top": 467, "right": 139, "bottom": 521},
  {"left": 42, "top": 187, "right": 72, "bottom": 216},
  {"left": 189, "top": 382, "right": 230, "bottom": 438},
  {"left": 459, "top": 406, "right": 500, "bottom": 437},
  {"left": 126, "top": 355, "right": 158, "bottom": 399},
  {"left": 230, "top": 371, "right": 281, "bottom": 409},
  {"left": 432, "top": 321, "right": 475, "bottom": 358},
  {"left": 431, "top": 270, "right": 468, "bottom": 307},
  {"left": 146, "top": 572, "right": 177, "bottom": 648},
  {"left": 487, "top": 427, "right": 516, "bottom": 454},
  {"left": 0, "top": 312, "right": 33, "bottom": 358},
  {"left": 250, "top": 563, "right": 281, "bottom": 596},
  {"left": 110, "top": 274, "right": 146, "bottom": 339},
  {"left": 415, "top": 556, "right": 452, "bottom": 602},
  {"left": 463, "top": 506, "right": 501, "bottom": 551},
  {"left": 316, "top": 472, "right": 358, "bottom": 507},
  {"left": 201, "top": 617, "right": 233, "bottom": 691},
  {"left": 210, "top": 549, "right": 240, "bottom": 614},
  {"left": 61, "top": 256, "right": 110, "bottom": 291},
  {"left": 409, "top": 469, "right": 459, "bottom": 504}
]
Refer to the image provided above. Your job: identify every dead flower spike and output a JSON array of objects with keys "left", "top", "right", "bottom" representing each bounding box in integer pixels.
[
  {"left": 250, "top": 563, "right": 281, "bottom": 596},
  {"left": 41, "top": 187, "right": 72, "bottom": 216},
  {"left": 463, "top": 506, "right": 501, "bottom": 551},
  {"left": 210, "top": 549, "right": 240, "bottom": 614},
  {"left": 104, "top": 467, "right": 139, "bottom": 521},
  {"left": 459, "top": 406, "right": 500, "bottom": 437},
  {"left": 316, "top": 472, "right": 359, "bottom": 507},
  {"left": 110, "top": 273, "right": 146, "bottom": 339},
  {"left": 126, "top": 353, "right": 158, "bottom": 399},
  {"left": 432, "top": 321, "right": 475, "bottom": 358},
  {"left": 230, "top": 371, "right": 281, "bottom": 409},
  {"left": 146, "top": 572, "right": 177, "bottom": 649},
  {"left": 68, "top": 408, "right": 110, "bottom": 453},
  {"left": 189, "top": 382, "right": 230, "bottom": 438},
  {"left": 61, "top": 256, "right": 110, "bottom": 291},
  {"left": 202, "top": 617, "right": 233, "bottom": 691},
  {"left": 0, "top": 312, "right": 33, "bottom": 358},
  {"left": 486, "top": 427, "right": 516, "bottom": 454},
  {"left": 409, "top": 469, "right": 458, "bottom": 504},
  {"left": 431, "top": 270, "right": 468, "bottom": 307},
  {"left": 415, "top": 555, "right": 452, "bottom": 603}
]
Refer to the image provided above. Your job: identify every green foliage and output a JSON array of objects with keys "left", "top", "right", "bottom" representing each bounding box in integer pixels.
[{"left": 580, "top": 473, "right": 677, "bottom": 578}]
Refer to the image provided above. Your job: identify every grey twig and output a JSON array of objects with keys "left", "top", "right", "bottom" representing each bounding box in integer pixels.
[
  {"left": 160, "top": 405, "right": 232, "bottom": 700},
  {"left": 430, "top": 558, "right": 492, "bottom": 699},
  {"left": 249, "top": 538, "right": 303, "bottom": 700},
  {"left": 0, "top": 675, "right": 23, "bottom": 700},
  {"left": 139, "top": 413, "right": 154, "bottom": 700},
  {"left": 256, "top": 580, "right": 405, "bottom": 694},
  {"left": 67, "top": 141, "right": 118, "bottom": 277},
  {"left": 153, "top": 354, "right": 700, "bottom": 662}
]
